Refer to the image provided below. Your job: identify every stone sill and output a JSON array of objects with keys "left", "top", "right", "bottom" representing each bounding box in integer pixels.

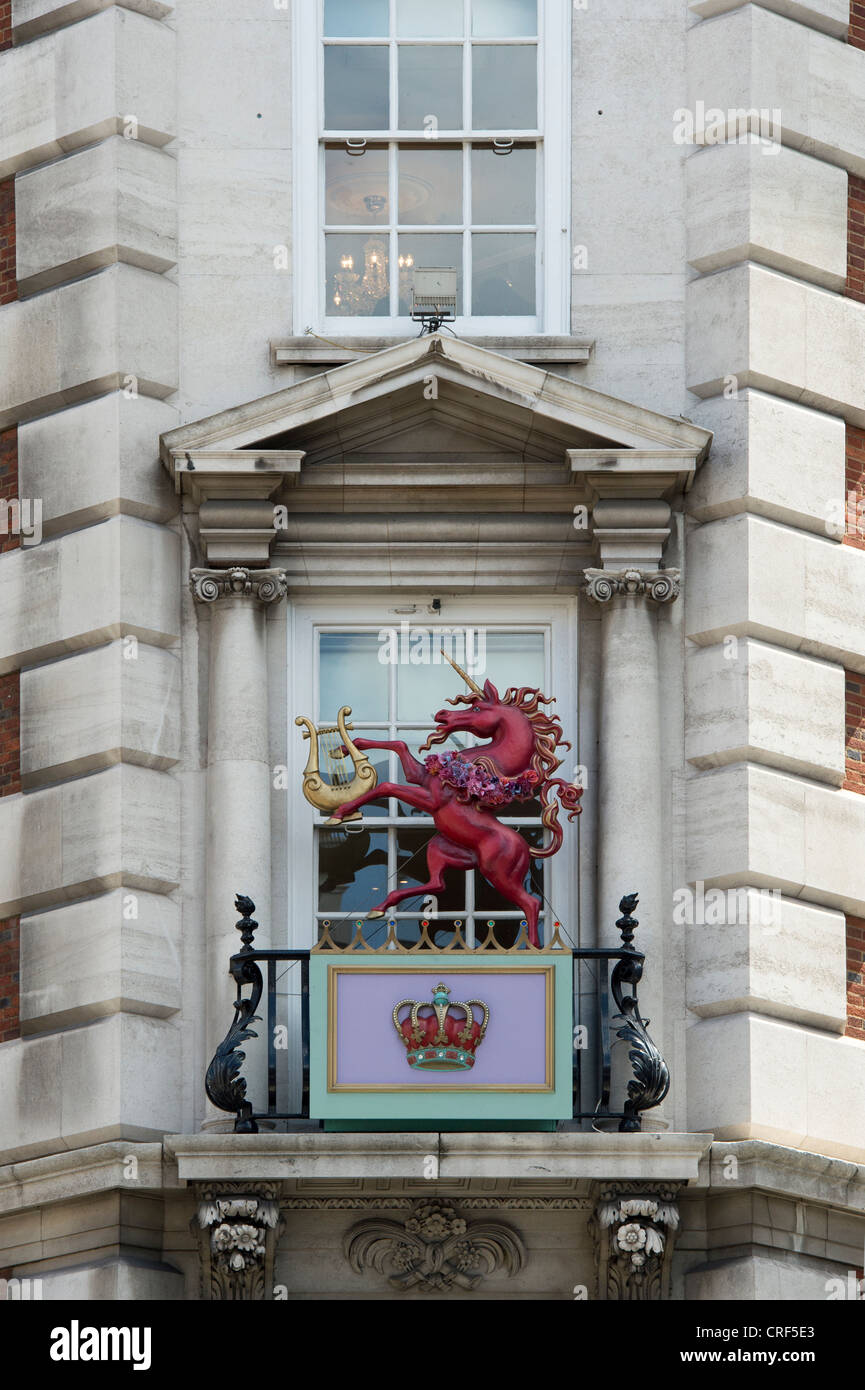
[
  {"left": 164, "top": 1130, "right": 712, "bottom": 1185},
  {"left": 271, "top": 336, "right": 595, "bottom": 367}
]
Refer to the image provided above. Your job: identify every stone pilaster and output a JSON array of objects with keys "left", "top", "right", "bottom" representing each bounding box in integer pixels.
[
  {"left": 191, "top": 567, "right": 287, "bottom": 1112},
  {"left": 582, "top": 499, "right": 679, "bottom": 1085}
]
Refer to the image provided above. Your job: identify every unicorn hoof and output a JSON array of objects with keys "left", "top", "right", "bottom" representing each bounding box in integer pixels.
[{"left": 366, "top": 910, "right": 386, "bottom": 920}]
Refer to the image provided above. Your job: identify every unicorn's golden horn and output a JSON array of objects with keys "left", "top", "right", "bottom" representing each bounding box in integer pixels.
[{"left": 440, "top": 649, "right": 483, "bottom": 696}]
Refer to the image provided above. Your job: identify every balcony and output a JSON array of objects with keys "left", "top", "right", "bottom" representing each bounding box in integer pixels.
[{"left": 206, "top": 893, "right": 669, "bottom": 1135}]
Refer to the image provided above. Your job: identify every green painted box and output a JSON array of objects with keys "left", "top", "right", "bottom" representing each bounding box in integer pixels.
[{"left": 309, "top": 953, "right": 574, "bottom": 1123}]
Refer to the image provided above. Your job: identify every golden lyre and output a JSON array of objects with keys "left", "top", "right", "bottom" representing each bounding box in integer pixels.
[
  {"left": 295, "top": 705, "right": 377, "bottom": 821},
  {"left": 440, "top": 649, "right": 483, "bottom": 696}
]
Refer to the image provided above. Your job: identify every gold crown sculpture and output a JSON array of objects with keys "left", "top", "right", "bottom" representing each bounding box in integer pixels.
[{"left": 392, "top": 982, "right": 490, "bottom": 1071}]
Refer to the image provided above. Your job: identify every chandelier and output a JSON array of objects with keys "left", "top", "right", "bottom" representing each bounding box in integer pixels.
[{"left": 332, "top": 235, "right": 415, "bottom": 315}]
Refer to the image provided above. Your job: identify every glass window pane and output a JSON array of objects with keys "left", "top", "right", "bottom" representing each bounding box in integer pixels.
[
  {"left": 326, "top": 232, "right": 391, "bottom": 315},
  {"left": 397, "top": 233, "right": 463, "bottom": 314},
  {"left": 472, "top": 45, "right": 537, "bottom": 129},
  {"left": 472, "top": 232, "right": 535, "bottom": 314},
  {"left": 483, "top": 630, "right": 545, "bottom": 691},
  {"left": 319, "top": 632, "right": 390, "bottom": 720},
  {"left": 399, "top": 145, "right": 462, "bottom": 224},
  {"left": 472, "top": 145, "right": 535, "bottom": 224},
  {"left": 398, "top": 45, "right": 462, "bottom": 129},
  {"left": 397, "top": 0, "right": 463, "bottom": 36},
  {"left": 318, "top": 827, "right": 389, "bottom": 913},
  {"left": 472, "top": 0, "right": 537, "bottom": 36},
  {"left": 324, "top": 0, "right": 389, "bottom": 37},
  {"left": 396, "top": 630, "right": 486, "bottom": 719},
  {"left": 325, "top": 46, "right": 389, "bottom": 129},
  {"left": 325, "top": 146, "right": 390, "bottom": 225}
]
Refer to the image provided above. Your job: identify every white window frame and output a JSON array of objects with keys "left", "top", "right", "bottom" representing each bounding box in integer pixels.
[
  {"left": 286, "top": 595, "right": 580, "bottom": 951},
  {"left": 291, "top": 0, "right": 571, "bottom": 337}
]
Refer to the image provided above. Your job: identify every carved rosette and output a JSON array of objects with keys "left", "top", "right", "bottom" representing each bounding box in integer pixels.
[
  {"left": 589, "top": 1183, "right": 682, "bottom": 1301},
  {"left": 194, "top": 1184, "right": 284, "bottom": 1300},
  {"left": 345, "top": 1198, "right": 525, "bottom": 1293},
  {"left": 583, "top": 567, "right": 680, "bottom": 605},
  {"left": 190, "top": 566, "right": 288, "bottom": 605}
]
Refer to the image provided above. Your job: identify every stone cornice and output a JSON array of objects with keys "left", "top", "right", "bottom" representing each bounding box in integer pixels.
[
  {"left": 271, "top": 335, "right": 595, "bottom": 366},
  {"left": 164, "top": 1131, "right": 713, "bottom": 1184},
  {"left": 701, "top": 1140, "right": 865, "bottom": 1213},
  {"left": 189, "top": 567, "right": 288, "bottom": 605},
  {"left": 2, "top": 1136, "right": 863, "bottom": 1218},
  {"left": 568, "top": 449, "right": 705, "bottom": 500},
  {"left": 166, "top": 449, "right": 304, "bottom": 499},
  {"left": 0, "top": 1142, "right": 169, "bottom": 1216},
  {"left": 167, "top": 451, "right": 305, "bottom": 565}
]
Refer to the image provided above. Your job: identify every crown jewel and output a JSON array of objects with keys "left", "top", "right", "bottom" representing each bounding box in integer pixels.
[{"left": 392, "top": 982, "right": 490, "bottom": 1071}]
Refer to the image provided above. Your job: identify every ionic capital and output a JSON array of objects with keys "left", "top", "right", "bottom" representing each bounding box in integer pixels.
[
  {"left": 584, "top": 567, "right": 680, "bottom": 605},
  {"left": 190, "top": 566, "right": 288, "bottom": 606}
]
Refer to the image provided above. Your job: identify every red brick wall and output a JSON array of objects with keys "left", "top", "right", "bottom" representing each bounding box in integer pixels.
[
  {"left": 0, "top": 428, "right": 20, "bottom": 556},
  {"left": 0, "top": 178, "right": 16, "bottom": 307},
  {"left": 0, "top": 667, "right": 19, "bottom": 1044},
  {"left": 847, "top": 916, "right": 865, "bottom": 1043},
  {"left": 0, "top": 918, "right": 18, "bottom": 1043},
  {"left": 0, "top": 30, "right": 19, "bottom": 1040},
  {"left": 844, "top": 12, "right": 865, "bottom": 1035},
  {"left": 848, "top": 177, "right": 865, "bottom": 305},
  {"left": 843, "top": 672, "right": 865, "bottom": 794},
  {"left": 0, "top": 432, "right": 18, "bottom": 1042},
  {"left": 845, "top": 426, "right": 865, "bottom": 549}
]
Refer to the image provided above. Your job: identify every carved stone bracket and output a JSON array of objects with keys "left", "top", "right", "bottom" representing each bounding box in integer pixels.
[
  {"left": 344, "top": 1198, "right": 526, "bottom": 1293},
  {"left": 189, "top": 566, "right": 288, "bottom": 605},
  {"left": 583, "top": 567, "right": 681, "bottom": 604},
  {"left": 194, "top": 1183, "right": 284, "bottom": 1300},
  {"left": 589, "top": 1182, "right": 683, "bottom": 1301}
]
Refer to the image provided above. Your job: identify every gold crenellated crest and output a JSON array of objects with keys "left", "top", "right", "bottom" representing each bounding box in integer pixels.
[{"left": 295, "top": 705, "right": 378, "bottom": 820}]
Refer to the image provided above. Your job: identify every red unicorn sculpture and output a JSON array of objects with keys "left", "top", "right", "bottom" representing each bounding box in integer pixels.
[{"left": 327, "top": 655, "right": 582, "bottom": 947}]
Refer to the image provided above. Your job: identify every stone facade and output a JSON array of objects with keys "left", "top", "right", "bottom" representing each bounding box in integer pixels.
[{"left": 0, "top": 0, "right": 863, "bottom": 1302}]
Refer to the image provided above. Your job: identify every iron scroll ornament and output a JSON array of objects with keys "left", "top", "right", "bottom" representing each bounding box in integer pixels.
[
  {"left": 204, "top": 894, "right": 262, "bottom": 1134},
  {"left": 609, "top": 893, "right": 670, "bottom": 1131}
]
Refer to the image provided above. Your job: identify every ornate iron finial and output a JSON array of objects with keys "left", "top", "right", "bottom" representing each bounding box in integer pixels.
[
  {"left": 608, "top": 889, "right": 670, "bottom": 1130},
  {"left": 234, "top": 894, "right": 258, "bottom": 952},
  {"left": 616, "top": 893, "right": 639, "bottom": 947}
]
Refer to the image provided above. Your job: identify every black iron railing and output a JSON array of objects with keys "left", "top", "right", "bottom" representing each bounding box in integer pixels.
[{"left": 206, "top": 893, "right": 669, "bottom": 1134}]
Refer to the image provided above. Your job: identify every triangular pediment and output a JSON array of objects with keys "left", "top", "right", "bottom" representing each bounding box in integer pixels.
[{"left": 160, "top": 335, "right": 711, "bottom": 486}]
